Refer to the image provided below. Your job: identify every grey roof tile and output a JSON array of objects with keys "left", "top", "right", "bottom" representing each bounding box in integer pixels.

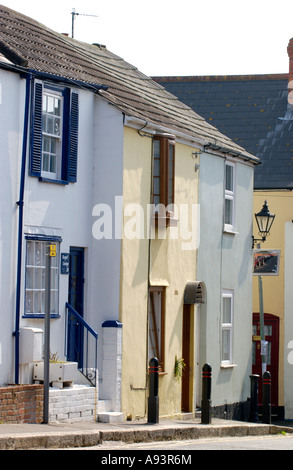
[{"left": 153, "top": 75, "right": 292, "bottom": 189}]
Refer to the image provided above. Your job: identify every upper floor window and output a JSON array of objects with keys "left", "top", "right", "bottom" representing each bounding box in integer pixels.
[
  {"left": 153, "top": 134, "right": 175, "bottom": 210},
  {"left": 42, "top": 90, "right": 63, "bottom": 179},
  {"left": 224, "top": 161, "right": 235, "bottom": 231},
  {"left": 30, "top": 81, "right": 79, "bottom": 184}
]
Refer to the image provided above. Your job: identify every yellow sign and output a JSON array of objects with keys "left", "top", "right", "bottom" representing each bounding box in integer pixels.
[{"left": 49, "top": 244, "right": 56, "bottom": 257}]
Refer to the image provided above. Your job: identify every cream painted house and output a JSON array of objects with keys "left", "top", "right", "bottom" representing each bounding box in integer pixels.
[
  {"left": 120, "top": 127, "right": 200, "bottom": 418},
  {"left": 0, "top": 5, "right": 258, "bottom": 421}
]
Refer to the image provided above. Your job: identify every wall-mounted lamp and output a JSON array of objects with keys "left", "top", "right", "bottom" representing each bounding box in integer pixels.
[{"left": 252, "top": 200, "right": 275, "bottom": 249}]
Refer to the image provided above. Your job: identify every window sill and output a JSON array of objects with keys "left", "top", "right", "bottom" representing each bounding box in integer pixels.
[
  {"left": 22, "top": 314, "right": 60, "bottom": 319},
  {"left": 152, "top": 213, "right": 178, "bottom": 228},
  {"left": 220, "top": 363, "right": 237, "bottom": 369},
  {"left": 38, "top": 176, "right": 69, "bottom": 185},
  {"left": 223, "top": 228, "right": 239, "bottom": 235}
]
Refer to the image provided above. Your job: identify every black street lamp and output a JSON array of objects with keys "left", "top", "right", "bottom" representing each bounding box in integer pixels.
[
  {"left": 252, "top": 200, "right": 275, "bottom": 249},
  {"left": 252, "top": 200, "right": 276, "bottom": 377}
]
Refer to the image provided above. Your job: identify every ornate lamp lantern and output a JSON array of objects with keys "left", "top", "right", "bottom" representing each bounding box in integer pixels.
[{"left": 252, "top": 200, "right": 275, "bottom": 248}]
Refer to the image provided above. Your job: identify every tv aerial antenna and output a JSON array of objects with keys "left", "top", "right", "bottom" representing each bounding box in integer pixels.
[{"left": 71, "top": 8, "right": 99, "bottom": 38}]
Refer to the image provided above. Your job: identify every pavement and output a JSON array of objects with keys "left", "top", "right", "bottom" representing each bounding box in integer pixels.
[{"left": 1, "top": 416, "right": 293, "bottom": 450}]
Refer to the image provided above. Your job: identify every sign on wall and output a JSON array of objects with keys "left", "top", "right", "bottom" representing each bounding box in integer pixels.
[
  {"left": 61, "top": 253, "right": 70, "bottom": 274},
  {"left": 253, "top": 249, "right": 280, "bottom": 276}
]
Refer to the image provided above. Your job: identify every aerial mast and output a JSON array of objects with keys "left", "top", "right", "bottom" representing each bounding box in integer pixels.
[{"left": 71, "top": 8, "right": 99, "bottom": 38}]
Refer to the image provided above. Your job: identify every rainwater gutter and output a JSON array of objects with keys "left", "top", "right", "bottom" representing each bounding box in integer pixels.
[
  {"left": 13, "top": 72, "right": 32, "bottom": 384},
  {"left": 203, "top": 142, "right": 260, "bottom": 165}
]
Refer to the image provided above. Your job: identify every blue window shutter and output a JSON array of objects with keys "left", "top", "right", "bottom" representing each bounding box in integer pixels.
[
  {"left": 61, "top": 88, "right": 70, "bottom": 181},
  {"left": 68, "top": 92, "right": 79, "bottom": 182},
  {"left": 30, "top": 82, "right": 43, "bottom": 177}
]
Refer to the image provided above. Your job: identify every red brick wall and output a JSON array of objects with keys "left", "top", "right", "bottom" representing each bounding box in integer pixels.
[{"left": 0, "top": 385, "right": 44, "bottom": 423}]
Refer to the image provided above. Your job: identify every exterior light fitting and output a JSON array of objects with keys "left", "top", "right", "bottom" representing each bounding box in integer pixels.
[{"left": 252, "top": 200, "right": 275, "bottom": 249}]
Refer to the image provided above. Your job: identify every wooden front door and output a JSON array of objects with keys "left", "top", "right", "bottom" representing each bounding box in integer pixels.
[
  {"left": 252, "top": 313, "right": 279, "bottom": 406},
  {"left": 181, "top": 304, "right": 193, "bottom": 412}
]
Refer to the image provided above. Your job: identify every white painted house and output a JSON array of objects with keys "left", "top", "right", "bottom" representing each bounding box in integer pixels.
[
  {"left": 0, "top": 8, "right": 125, "bottom": 420},
  {"left": 0, "top": 5, "right": 259, "bottom": 422},
  {"left": 197, "top": 148, "right": 256, "bottom": 419}
]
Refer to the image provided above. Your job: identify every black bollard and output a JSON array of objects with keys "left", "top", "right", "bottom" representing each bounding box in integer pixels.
[
  {"left": 262, "top": 371, "right": 271, "bottom": 424},
  {"left": 148, "top": 357, "right": 159, "bottom": 423},
  {"left": 249, "top": 374, "right": 260, "bottom": 422},
  {"left": 201, "top": 363, "right": 212, "bottom": 424}
]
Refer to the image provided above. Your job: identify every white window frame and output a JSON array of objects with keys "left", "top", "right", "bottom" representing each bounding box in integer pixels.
[
  {"left": 224, "top": 161, "right": 236, "bottom": 232},
  {"left": 25, "top": 239, "right": 60, "bottom": 317},
  {"left": 41, "top": 88, "right": 64, "bottom": 180},
  {"left": 221, "top": 290, "right": 234, "bottom": 365}
]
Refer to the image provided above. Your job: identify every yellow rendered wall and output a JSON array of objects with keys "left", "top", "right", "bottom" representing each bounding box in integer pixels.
[
  {"left": 120, "top": 127, "right": 199, "bottom": 419},
  {"left": 253, "top": 191, "right": 292, "bottom": 406}
]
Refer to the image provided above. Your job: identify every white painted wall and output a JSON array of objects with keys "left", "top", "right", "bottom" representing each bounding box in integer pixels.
[
  {"left": 89, "top": 97, "right": 124, "bottom": 375},
  {"left": 0, "top": 70, "right": 26, "bottom": 384},
  {"left": 197, "top": 151, "right": 254, "bottom": 409}
]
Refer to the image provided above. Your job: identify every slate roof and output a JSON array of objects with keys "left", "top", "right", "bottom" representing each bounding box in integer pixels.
[
  {"left": 152, "top": 74, "right": 293, "bottom": 189},
  {"left": 0, "top": 5, "right": 258, "bottom": 164}
]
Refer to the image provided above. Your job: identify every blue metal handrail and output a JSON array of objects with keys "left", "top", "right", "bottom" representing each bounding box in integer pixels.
[{"left": 65, "top": 302, "right": 98, "bottom": 387}]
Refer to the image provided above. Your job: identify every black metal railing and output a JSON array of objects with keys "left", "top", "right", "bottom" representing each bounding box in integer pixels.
[{"left": 65, "top": 302, "right": 98, "bottom": 387}]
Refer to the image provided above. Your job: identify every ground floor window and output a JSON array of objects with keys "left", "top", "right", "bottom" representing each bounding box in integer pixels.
[
  {"left": 25, "top": 238, "right": 60, "bottom": 316},
  {"left": 148, "top": 286, "right": 165, "bottom": 371},
  {"left": 221, "top": 290, "right": 234, "bottom": 365}
]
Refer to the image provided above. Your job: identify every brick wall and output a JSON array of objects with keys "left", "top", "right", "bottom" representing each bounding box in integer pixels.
[{"left": 0, "top": 384, "right": 43, "bottom": 423}]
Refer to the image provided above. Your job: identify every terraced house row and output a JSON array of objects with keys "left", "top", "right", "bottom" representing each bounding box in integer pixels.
[{"left": 0, "top": 5, "right": 259, "bottom": 423}]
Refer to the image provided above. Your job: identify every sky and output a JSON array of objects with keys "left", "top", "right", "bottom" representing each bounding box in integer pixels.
[{"left": 1, "top": 0, "right": 293, "bottom": 77}]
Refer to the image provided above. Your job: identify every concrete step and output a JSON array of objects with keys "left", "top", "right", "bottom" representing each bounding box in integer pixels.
[
  {"left": 97, "top": 412, "right": 124, "bottom": 423},
  {"left": 97, "top": 399, "right": 112, "bottom": 413}
]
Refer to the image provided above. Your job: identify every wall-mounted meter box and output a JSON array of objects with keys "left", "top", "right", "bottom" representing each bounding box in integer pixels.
[{"left": 19, "top": 327, "right": 43, "bottom": 364}]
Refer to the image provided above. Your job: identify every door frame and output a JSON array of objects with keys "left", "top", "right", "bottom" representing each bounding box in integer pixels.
[
  {"left": 181, "top": 304, "right": 195, "bottom": 412},
  {"left": 67, "top": 247, "right": 85, "bottom": 365},
  {"left": 252, "top": 312, "right": 279, "bottom": 406}
]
